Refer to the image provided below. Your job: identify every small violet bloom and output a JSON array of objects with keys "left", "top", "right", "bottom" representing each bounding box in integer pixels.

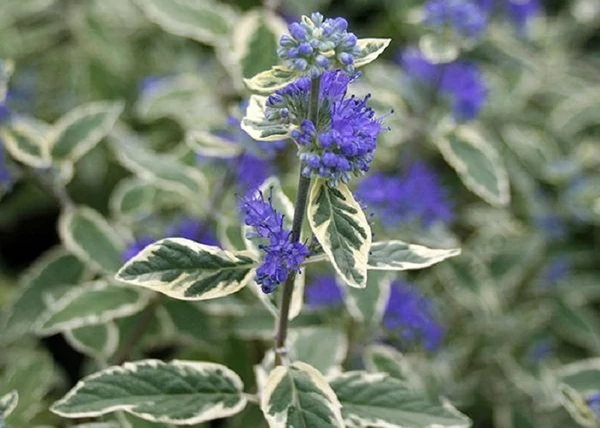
[
  {"left": 399, "top": 47, "right": 487, "bottom": 121},
  {"left": 122, "top": 235, "right": 155, "bottom": 262},
  {"left": 305, "top": 275, "right": 344, "bottom": 308},
  {"left": 382, "top": 280, "right": 445, "bottom": 351},
  {"left": 241, "top": 191, "right": 309, "bottom": 294},
  {"left": 278, "top": 13, "right": 362, "bottom": 77},
  {"left": 424, "top": 0, "right": 488, "bottom": 40},
  {"left": 356, "top": 161, "right": 453, "bottom": 229}
]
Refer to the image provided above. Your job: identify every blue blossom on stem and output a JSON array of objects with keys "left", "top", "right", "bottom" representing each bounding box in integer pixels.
[
  {"left": 241, "top": 191, "right": 309, "bottom": 294},
  {"left": 587, "top": 392, "right": 600, "bottom": 419},
  {"left": 305, "top": 275, "right": 344, "bottom": 308},
  {"left": 382, "top": 280, "right": 444, "bottom": 351},
  {"left": 424, "top": 0, "right": 488, "bottom": 40},
  {"left": 355, "top": 161, "right": 454, "bottom": 229},
  {"left": 278, "top": 13, "right": 361, "bottom": 77}
]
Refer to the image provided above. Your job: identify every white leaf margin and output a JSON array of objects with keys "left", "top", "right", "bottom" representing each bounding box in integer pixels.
[
  {"left": 0, "top": 390, "right": 18, "bottom": 418},
  {"left": 63, "top": 322, "right": 120, "bottom": 360},
  {"left": 367, "top": 240, "right": 461, "bottom": 271}
]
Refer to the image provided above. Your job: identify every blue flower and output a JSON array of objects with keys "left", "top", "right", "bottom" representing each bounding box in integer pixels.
[
  {"left": 382, "top": 280, "right": 444, "bottom": 351},
  {"left": 505, "top": 0, "right": 540, "bottom": 32},
  {"left": 305, "top": 275, "right": 344, "bottom": 308},
  {"left": 278, "top": 13, "right": 362, "bottom": 77},
  {"left": 397, "top": 47, "right": 442, "bottom": 83},
  {"left": 534, "top": 214, "right": 567, "bottom": 241},
  {"left": 241, "top": 191, "right": 309, "bottom": 293},
  {"left": 526, "top": 338, "right": 552, "bottom": 363},
  {"left": 538, "top": 258, "right": 570, "bottom": 288},
  {"left": 122, "top": 235, "right": 155, "bottom": 262},
  {"left": 587, "top": 392, "right": 600, "bottom": 419},
  {"left": 138, "top": 75, "right": 171, "bottom": 97},
  {"left": 424, "top": 0, "right": 487, "bottom": 40},
  {"left": 356, "top": 161, "right": 453, "bottom": 229}
]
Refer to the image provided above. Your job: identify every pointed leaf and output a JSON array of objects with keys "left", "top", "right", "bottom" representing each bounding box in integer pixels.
[
  {"left": 241, "top": 95, "right": 292, "bottom": 141},
  {"left": 364, "top": 344, "right": 407, "bottom": 380},
  {"left": 368, "top": 240, "right": 461, "bottom": 271},
  {"left": 353, "top": 38, "right": 391, "bottom": 68},
  {"left": 51, "top": 359, "right": 247, "bottom": 424},
  {"left": 308, "top": 179, "right": 371, "bottom": 288},
  {"left": 116, "top": 238, "right": 257, "bottom": 301},
  {"left": 0, "top": 119, "right": 50, "bottom": 168},
  {"left": 261, "top": 361, "right": 344, "bottom": 427},
  {"left": 0, "top": 391, "right": 18, "bottom": 418},
  {"left": 244, "top": 66, "right": 299, "bottom": 93},
  {"left": 109, "top": 177, "right": 156, "bottom": 220},
  {"left": 330, "top": 371, "right": 472, "bottom": 428},
  {"left": 64, "top": 323, "right": 120, "bottom": 360}
]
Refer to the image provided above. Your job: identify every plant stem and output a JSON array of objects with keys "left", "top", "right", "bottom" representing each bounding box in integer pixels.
[{"left": 274, "top": 76, "right": 320, "bottom": 365}]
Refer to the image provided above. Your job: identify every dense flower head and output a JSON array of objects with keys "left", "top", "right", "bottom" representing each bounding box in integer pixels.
[
  {"left": 241, "top": 190, "right": 309, "bottom": 294},
  {"left": 278, "top": 13, "right": 362, "bottom": 77},
  {"left": 399, "top": 47, "right": 487, "bottom": 121},
  {"left": 356, "top": 161, "right": 454, "bottom": 229},
  {"left": 382, "top": 280, "right": 444, "bottom": 351},
  {"left": 424, "top": 0, "right": 488, "bottom": 40},
  {"left": 305, "top": 275, "right": 344, "bottom": 308}
]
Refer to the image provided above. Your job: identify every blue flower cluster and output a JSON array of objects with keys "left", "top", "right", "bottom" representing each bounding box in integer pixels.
[
  {"left": 382, "top": 280, "right": 444, "bottom": 351},
  {"left": 241, "top": 191, "right": 309, "bottom": 293},
  {"left": 424, "top": 0, "right": 488, "bottom": 40},
  {"left": 305, "top": 275, "right": 344, "bottom": 308},
  {"left": 267, "top": 70, "right": 385, "bottom": 187},
  {"left": 278, "top": 13, "right": 361, "bottom": 77},
  {"left": 400, "top": 47, "right": 487, "bottom": 121},
  {"left": 356, "top": 161, "right": 453, "bottom": 229}
]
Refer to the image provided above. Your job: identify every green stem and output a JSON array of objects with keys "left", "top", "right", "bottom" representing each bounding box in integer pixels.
[{"left": 274, "top": 76, "right": 320, "bottom": 365}]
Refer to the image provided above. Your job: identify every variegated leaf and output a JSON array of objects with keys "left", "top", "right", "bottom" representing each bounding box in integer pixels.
[
  {"left": 308, "top": 179, "right": 371, "bottom": 288},
  {"left": 288, "top": 328, "right": 348, "bottom": 377},
  {"left": 243, "top": 65, "right": 299, "bottom": 93},
  {"left": 345, "top": 271, "right": 392, "bottom": 325},
  {"left": 64, "top": 322, "right": 120, "bottom": 360},
  {"left": 0, "top": 118, "right": 50, "bottom": 168},
  {"left": 556, "top": 358, "right": 600, "bottom": 395},
  {"left": 241, "top": 95, "right": 292, "bottom": 141},
  {"left": 116, "top": 238, "right": 257, "bottom": 301},
  {"left": 185, "top": 130, "right": 241, "bottom": 158},
  {"left": 51, "top": 360, "right": 247, "bottom": 424},
  {"left": 36, "top": 281, "right": 149, "bottom": 335},
  {"left": 330, "top": 371, "right": 472, "bottom": 428},
  {"left": 289, "top": 267, "right": 305, "bottom": 320},
  {"left": 49, "top": 101, "right": 124, "bottom": 162},
  {"left": 132, "top": 0, "right": 237, "bottom": 47},
  {"left": 109, "top": 177, "right": 156, "bottom": 220},
  {"left": 364, "top": 344, "right": 407, "bottom": 381},
  {"left": 0, "top": 390, "right": 18, "bottom": 418},
  {"left": 261, "top": 362, "right": 344, "bottom": 427},
  {"left": 353, "top": 38, "right": 391, "bottom": 68},
  {"left": 435, "top": 124, "right": 509, "bottom": 207},
  {"left": 368, "top": 240, "right": 461, "bottom": 271},
  {"left": 59, "top": 206, "right": 126, "bottom": 274},
  {"left": 559, "top": 384, "right": 599, "bottom": 428}
]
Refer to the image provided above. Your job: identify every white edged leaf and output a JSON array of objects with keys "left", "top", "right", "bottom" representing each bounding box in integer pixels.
[
  {"left": 36, "top": 281, "right": 150, "bottom": 335},
  {"left": 308, "top": 179, "right": 371, "bottom": 288},
  {"left": 353, "top": 38, "right": 392, "bottom": 68},
  {"left": 261, "top": 361, "right": 344, "bottom": 428},
  {"left": 0, "top": 390, "right": 18, "bottom": 418},
  {"left": 111, "top": 130, "right": 208, "bottom": 200},
  {"left": 435, "top": 124, "right": 509, "bottom": 207},
  {"left": 559, "top": 384, "right": 599, "bottom": 428},
  {"left": 368, "top": 240, "right": 461, "bottom": 271},
  {"left": 241, "top": 94, "right": 293, "bottom": 141},
  {"left": 59, "top": 206, "right": 126, "bottom": 274},
  {"left": 364, "top": 344, "right": 407, "bottom": 381},
  {"left": 330, "top": 371, "right": 472, "bottom": 428},
  {"left": 186, "top": 130, "right": 241, "bottom": 158},
  {"left": 556, "top": 358, "right": 600, "bottom": 395},
  {"left": 132, "top": 0, "right": 237, "bottom": 47},
  {"left": 289, "top": 267, "right": 305, "bottom": 320},
  {"left": 243, "top": 65, "right": 299, "bottom": 93},
  {"left": 109, "top": 177, "right": 157, "bottom": 220},
  {"left": 49, "top": 101, "right": 124, "bottom": 162},
  {"left": 2, "top": 247, "right": 87, "bottom": 339},
  {"left": 0, "top": 118, "right": 50, "bottom": 168},
  {"left": 288, "top": 328, "right": 348, "bottom": 377},
  {"left": 0, "top": 59, "right": 14, "bottom": 101},
  {"left": 116, "top": 238, "right": 257, "bottom": 301},
  {"left": 345, "top": 270, "right": 392, "bottom": 325},
  {"left": 63, "top": 322, "right": 120, "bottom": 360},
  {"left": 50, "top": 359, "right": 247, "bottom": 424}
]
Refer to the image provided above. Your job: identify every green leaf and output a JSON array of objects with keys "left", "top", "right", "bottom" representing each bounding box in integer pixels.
[
  {"left": 364, "top": 344, "right": 407, "bottom": 380},
  {"left": 0, "top": 119, "right": 50, "bottom": 168},
  {"left": 261, "top": 361, "right": 344, "bottom": 427},
  {"left": 36, "top": 281, "right": 149, "bottom": 335},
  {"left": 49, "top": 101, "right": 124, "bottom": 162},
  {"left": 111, "top": 131, "right": 208, "bottom": 200},
  {"left": 132, "top": 0, "right": 237, "bottom": 46},
  {"left": 186, "top": 130, "right": 241, "bottom": 158},
  {"left": 241, "top": 95, "right": 293, "bottom": 141},
  {"left": 330, "top": 371, "right": 472, "bottom": 428},
  {"left": 353, "top": 38, "right": 391, "bottom": 68},
  {"left": 289, "top": 328, "right": 348, "bottom": 377},
  {"left": 559, "top": 384, "right": 599, "bottom": 428},
  {"left": 345, "top": 271, "right": 392, "bottom": 325},
  {"left": 435, "top": 125, "right": 509, "bottom": 207},
  {"left": 64, "top": 323, "right": 120, "bottom": 360},
  {"left": 0, "top": 391, "right": 18, "bottom": 418},
  {"left": 116, "top": 238, "right": 257, "bottom": 301},
  {"left": 2, "top": 247, "right": 86, "bottom": 340},
  {"left": 59, "top": 206, "right": 126, "bottom": 274},
  {"left": 308, "top": 179, "right": 371, "bottom": 288},
  {"left": 109, "top": 177, "right": 157, "bottom": 220},
  {"left": 51, "top": 359, "right": 247, "bottom": 424},
  {"left": 553, "top": 300, "right": 600, "bottom": 353},
  {"left": 244, "top": 66, "right": 299, "bottom": 93},
  {"left": 368, "top": 240, "right": 461, "bottom": 271},
  {"left": 233, "top": 10, "right": 286, "bottom": 80},
  {"left": 556, "top": 359, "right": 600, "bottom": 395}
]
